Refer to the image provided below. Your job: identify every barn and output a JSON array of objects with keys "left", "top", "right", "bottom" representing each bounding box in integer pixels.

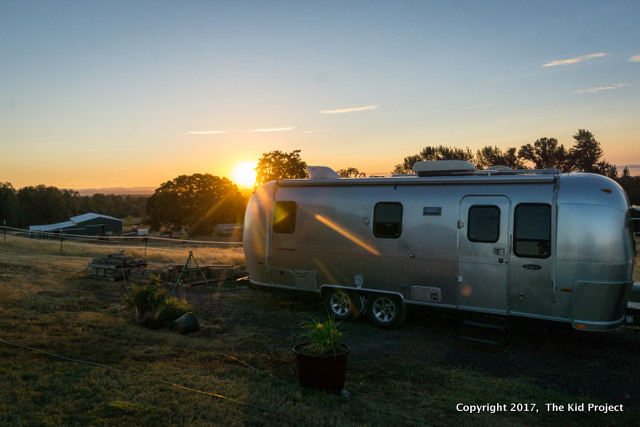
[{"left": 29, "top": 213, "right": 123, "bottom": 236}]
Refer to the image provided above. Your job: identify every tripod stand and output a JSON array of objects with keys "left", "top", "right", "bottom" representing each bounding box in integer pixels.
[{"left": 171, "top": 251, "right": 209, "bottom": 295}]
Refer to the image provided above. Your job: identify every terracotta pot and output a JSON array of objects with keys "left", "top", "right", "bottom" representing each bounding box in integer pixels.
[{"left": 293, "top": 342, "right": 349, "bottom": 394}]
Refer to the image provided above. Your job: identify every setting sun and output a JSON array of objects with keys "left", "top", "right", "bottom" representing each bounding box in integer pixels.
[{"left": 231, "top": 161, "right": 258, "bottom": 188}]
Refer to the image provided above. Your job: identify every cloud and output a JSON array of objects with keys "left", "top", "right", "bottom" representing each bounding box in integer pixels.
[
  {"left": 542, "top": 52, "right": 608, "bottom": 67},
  {"left": 187, "top": 130, "right": 228, "bottom": 135},
  {"left": 250, "top": 127, "right": 294, "bottom": 133},
  {"left": 301, "top": 129, "right": 331, "bottom": 134},
  {"left": 466, "top": 103, "right": 494, "bottom": 109},
  {"left": 320, "top": 104, "right": 379, "bottom": 114},
  {"left": 629, "top": 54, "right": 640, "bottom": 62},
  {"left": 574, "top": 83, "right": 631, "bottom": 93}
]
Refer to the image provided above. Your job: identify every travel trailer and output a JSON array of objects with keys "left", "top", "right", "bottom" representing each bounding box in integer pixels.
[{"left": 243, "top": 161, "right": 636, "bottom": 331}]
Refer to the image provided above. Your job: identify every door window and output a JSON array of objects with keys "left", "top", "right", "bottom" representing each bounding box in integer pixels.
[{"left": 467, "top": 205, "right": 500, "bottom": 243}]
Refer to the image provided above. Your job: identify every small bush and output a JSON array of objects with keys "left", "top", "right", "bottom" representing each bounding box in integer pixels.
[{"left": 124, "top": 275, "right": 191, "bottom": 323}]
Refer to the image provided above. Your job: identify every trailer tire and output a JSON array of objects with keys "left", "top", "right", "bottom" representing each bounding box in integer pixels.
[
  {"left": 323, "top": 288, "right": 360, "bottom": 321},
  {"left": 365, "top": 294, "right": 406, "bottom": 329}
]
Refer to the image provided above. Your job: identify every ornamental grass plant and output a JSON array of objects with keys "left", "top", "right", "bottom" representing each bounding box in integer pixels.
[{"left": 298, "top": 314, "right": 345, "bottom": 356}]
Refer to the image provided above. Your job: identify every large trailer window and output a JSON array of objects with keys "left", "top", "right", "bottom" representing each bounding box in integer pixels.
[
  {"left": 374, "top": 202, "right": 403, "bottom": 238},
  {"left": 514, "top": 204, "right": 551, "bottom": 258},
  {"left": 273, "top": 201, "right": 297, "bottom": 234},
  {"left": 467, "top": 205, "right": 500, "bottom": 243}
]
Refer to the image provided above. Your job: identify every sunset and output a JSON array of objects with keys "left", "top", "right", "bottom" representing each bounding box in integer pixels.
[
  {"left": 2, "top": 2, "right": 640, "bottom": 424},
  {"left": 1, "top": 1, "right": 639, "bottom": 191},
  {"left": 230, "top": 161, "right": 258, "bottom": 189}
]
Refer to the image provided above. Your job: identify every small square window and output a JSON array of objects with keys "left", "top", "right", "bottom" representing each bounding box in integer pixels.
[{"left": 374, "top": 202, "right": 403, "bottom": 238}]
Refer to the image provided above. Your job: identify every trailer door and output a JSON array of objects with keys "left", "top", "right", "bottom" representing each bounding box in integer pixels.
[{"left": 458, "top": 196, "right": 510, "bottom": 313}]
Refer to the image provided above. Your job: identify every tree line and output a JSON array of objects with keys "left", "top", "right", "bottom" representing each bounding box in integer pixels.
[
  {"left": 2, "top": 129, "right": 637, "bottom": 236},
  {"left": 252, "top": 130, "right": 639, "bottom": 207},
  {"left": 0, "top": 183, "right": 148, "bottom": 229},
  {"left": 391, "top": 129, "right": 619, "bottom": 178}
]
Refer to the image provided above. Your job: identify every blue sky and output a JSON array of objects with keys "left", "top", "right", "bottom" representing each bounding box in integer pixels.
[{"left": 1, "top": 0, "right": 639, "bottom": 189}]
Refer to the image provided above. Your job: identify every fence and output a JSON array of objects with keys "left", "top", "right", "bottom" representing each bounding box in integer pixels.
[{"left": 0, "top": 226, "right": 244, "bottom": 265}]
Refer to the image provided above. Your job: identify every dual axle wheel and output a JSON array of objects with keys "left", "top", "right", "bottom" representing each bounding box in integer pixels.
[{"left": 323, "top": 288, "right": 406, "bottom": 329}]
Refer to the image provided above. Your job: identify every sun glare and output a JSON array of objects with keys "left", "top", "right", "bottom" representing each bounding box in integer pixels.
[{"left": 231, "top": 161, "right": 258, "bottom": 188}]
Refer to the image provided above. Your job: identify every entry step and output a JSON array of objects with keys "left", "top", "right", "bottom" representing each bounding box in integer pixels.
[{"left": 459, "top": 318, "right": 508, "bottom": 345}]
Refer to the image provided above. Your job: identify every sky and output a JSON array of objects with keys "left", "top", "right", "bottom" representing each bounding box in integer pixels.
[{"left": 1, "top": 0, "right": 639, "bottom": 190}]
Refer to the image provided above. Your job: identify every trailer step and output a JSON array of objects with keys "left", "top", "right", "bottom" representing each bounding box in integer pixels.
[{"left": 459, "top": 318, "right": 508, "bottom": 345}]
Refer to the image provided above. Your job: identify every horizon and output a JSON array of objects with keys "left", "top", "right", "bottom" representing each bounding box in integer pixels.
[{"left": 2, "top": 1, "right": 639, "bottom": 189}]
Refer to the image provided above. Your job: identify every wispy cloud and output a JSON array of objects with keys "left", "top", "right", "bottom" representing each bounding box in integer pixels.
[
  {"left": 574, "top": 83, "right": 631, "bottom": 93},
  {"left": 466, "top": 103, "right": 494, "bottom": 110},
  {"left": 250, "top": 127, "right": 294, "bottom": 133},
  {"left": 301, "top": 129, "right": 331, "bottom": 134},
  {"left": 542, "top": 52, "right": 608, "bottom": 67},
  {"left": 320, "top": 104, "right": 379, "bottom": 114},
  {"left": 629, "top": 54, "right": 640, "bottom": 62},
  {"left": 187, "top": 130, "right": 228, "bottom": 135}
]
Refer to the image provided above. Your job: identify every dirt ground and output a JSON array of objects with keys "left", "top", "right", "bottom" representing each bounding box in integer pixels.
[{"left": 186, "top": 280, "right": 640, "bottom": 413}]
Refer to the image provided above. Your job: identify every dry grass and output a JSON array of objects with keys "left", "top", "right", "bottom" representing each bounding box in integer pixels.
[
  {"left": 1, "top": 241, "right": 639, "bottom": 426},
  {"left": 1, "top": 234, "right": 244, "bottom": 266}
]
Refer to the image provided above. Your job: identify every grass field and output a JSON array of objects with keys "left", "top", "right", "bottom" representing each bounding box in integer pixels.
[{"left": 1, "top": 239, "right": 639, "bottom": 426}]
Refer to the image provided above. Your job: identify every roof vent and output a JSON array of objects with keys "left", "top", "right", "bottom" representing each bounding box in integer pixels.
[
  {"left": 307, "top": 166, "right": 340, "bottom": 179},
  {"left": 413, "top": 160, "right": 476, "bottom": 176}
]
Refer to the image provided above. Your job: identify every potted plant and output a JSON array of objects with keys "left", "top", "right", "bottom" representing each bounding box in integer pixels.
[{"left": 293, "top": 314, "right": 349, "bottom": 395}]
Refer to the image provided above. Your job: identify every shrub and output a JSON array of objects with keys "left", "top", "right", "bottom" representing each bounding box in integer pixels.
[
  {"left": 124, "top": 275, "right": 191, "bottom": 322},
  {"left": 298, "top": 314, "right": 344, "bottom": 356}
]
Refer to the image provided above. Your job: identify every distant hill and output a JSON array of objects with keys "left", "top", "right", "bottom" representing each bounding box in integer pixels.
[{"left": 74, "top": 187, "right": 155, "bottom": 196}]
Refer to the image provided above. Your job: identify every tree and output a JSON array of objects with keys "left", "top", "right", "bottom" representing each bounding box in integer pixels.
[
  {"left": 518, "top": 137, "right": 568, "bottom": 170},
  {"left": 567, "top": 129, "right": 604, "bottom": 173},
  {"left": 392, "top": 146, "right": 474, "bottom": 175},
  {"left": 337, "top": 167, "right": 366, "bottom": 178},
  {"left": 617, "top": 167, "right": 640, "bottom": 205},
  {"left": 392, "top": 155, "right": 423, "bottom": 175},
  {"left": 475, "top": 146, "right": 524, "bottom": 170},
  {"left": 254, "top": 150, "right": 308, "bottom": 186},
  {"left": 594, "top": 161, "right": 618, "bottom": 179},
  {"left": 146, "top": 174, "right": 246, "bottom": 236},
  {"left": 0, "top": 182, "right": 23, "bottom": 227},
  {"left": 16, "top": 185, "right": 79, "bottom": 227},
  {"left": 420, "top": 145, "right": 474, "bottom": 162}
]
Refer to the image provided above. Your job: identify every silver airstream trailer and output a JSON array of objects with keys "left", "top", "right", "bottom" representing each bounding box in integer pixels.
[{"left": 243, "top": 161, "right": 636, "bottom": 331}]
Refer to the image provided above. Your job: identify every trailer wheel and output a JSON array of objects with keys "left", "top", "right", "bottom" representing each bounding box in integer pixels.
[
  {"left": 365, "top": 294, "right": 406, "bottom": 329},
  {"left": 323, "top": 288, "right": 360, "bottom": 321}
]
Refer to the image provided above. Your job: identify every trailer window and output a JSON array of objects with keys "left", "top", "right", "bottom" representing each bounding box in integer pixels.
[
  {"left": 468, "top": 205, "right": 500, "bottom": 243},
  {"left": 273, "top": 201, "right": 297, "bottom": 234},
  {"left": 514, "top": 204, "right": 551, "bottom": 258},
  {"left": 374, "top": 202, "right": 403, "bottom": 238}
]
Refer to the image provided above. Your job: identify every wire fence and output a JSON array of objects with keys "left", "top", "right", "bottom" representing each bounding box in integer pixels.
[{"left": 0, "top": 225, "right": 244, "bottom": 264}]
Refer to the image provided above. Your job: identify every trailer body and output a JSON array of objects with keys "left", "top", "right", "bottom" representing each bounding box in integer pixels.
[{"left": 243, "top": 164, "right": 636, "bottom": 331}]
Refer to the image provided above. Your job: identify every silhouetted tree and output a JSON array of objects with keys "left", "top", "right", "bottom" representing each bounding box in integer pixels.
[
  {"left": 337, "top": 167, "right": 366, "bottom": 178},
  {"left": 255, "top": 150, "right": 308, "bottom": 186},
  {"left": 567, "top": 129, "right": 604, "bottom": 173},
  {"left": 518, "top": 137, "right": 568, "bottom": 170},
  {"left": 146, "top": 174, "right": 246, "bottom": 236},
  {"left": 420, "top": 145, "right": 474, "bottom": 162},
  {"left": 17, "top": 185, "right": 78, "bottom": 227},
  {"left": 617, "top": 167, "right": 640, "bottom": 205},
  {"left": 392, "top": 155, "right": 423, "bottom": 175},
  {"left": 475, "top": 146, "right": 524, "bottom": 170},
  {"left": 392, "top": 146, "right": 475, "bottom": 175},
  {"left": 0, "top": 182, "right": 22, "bottom": 227}
]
